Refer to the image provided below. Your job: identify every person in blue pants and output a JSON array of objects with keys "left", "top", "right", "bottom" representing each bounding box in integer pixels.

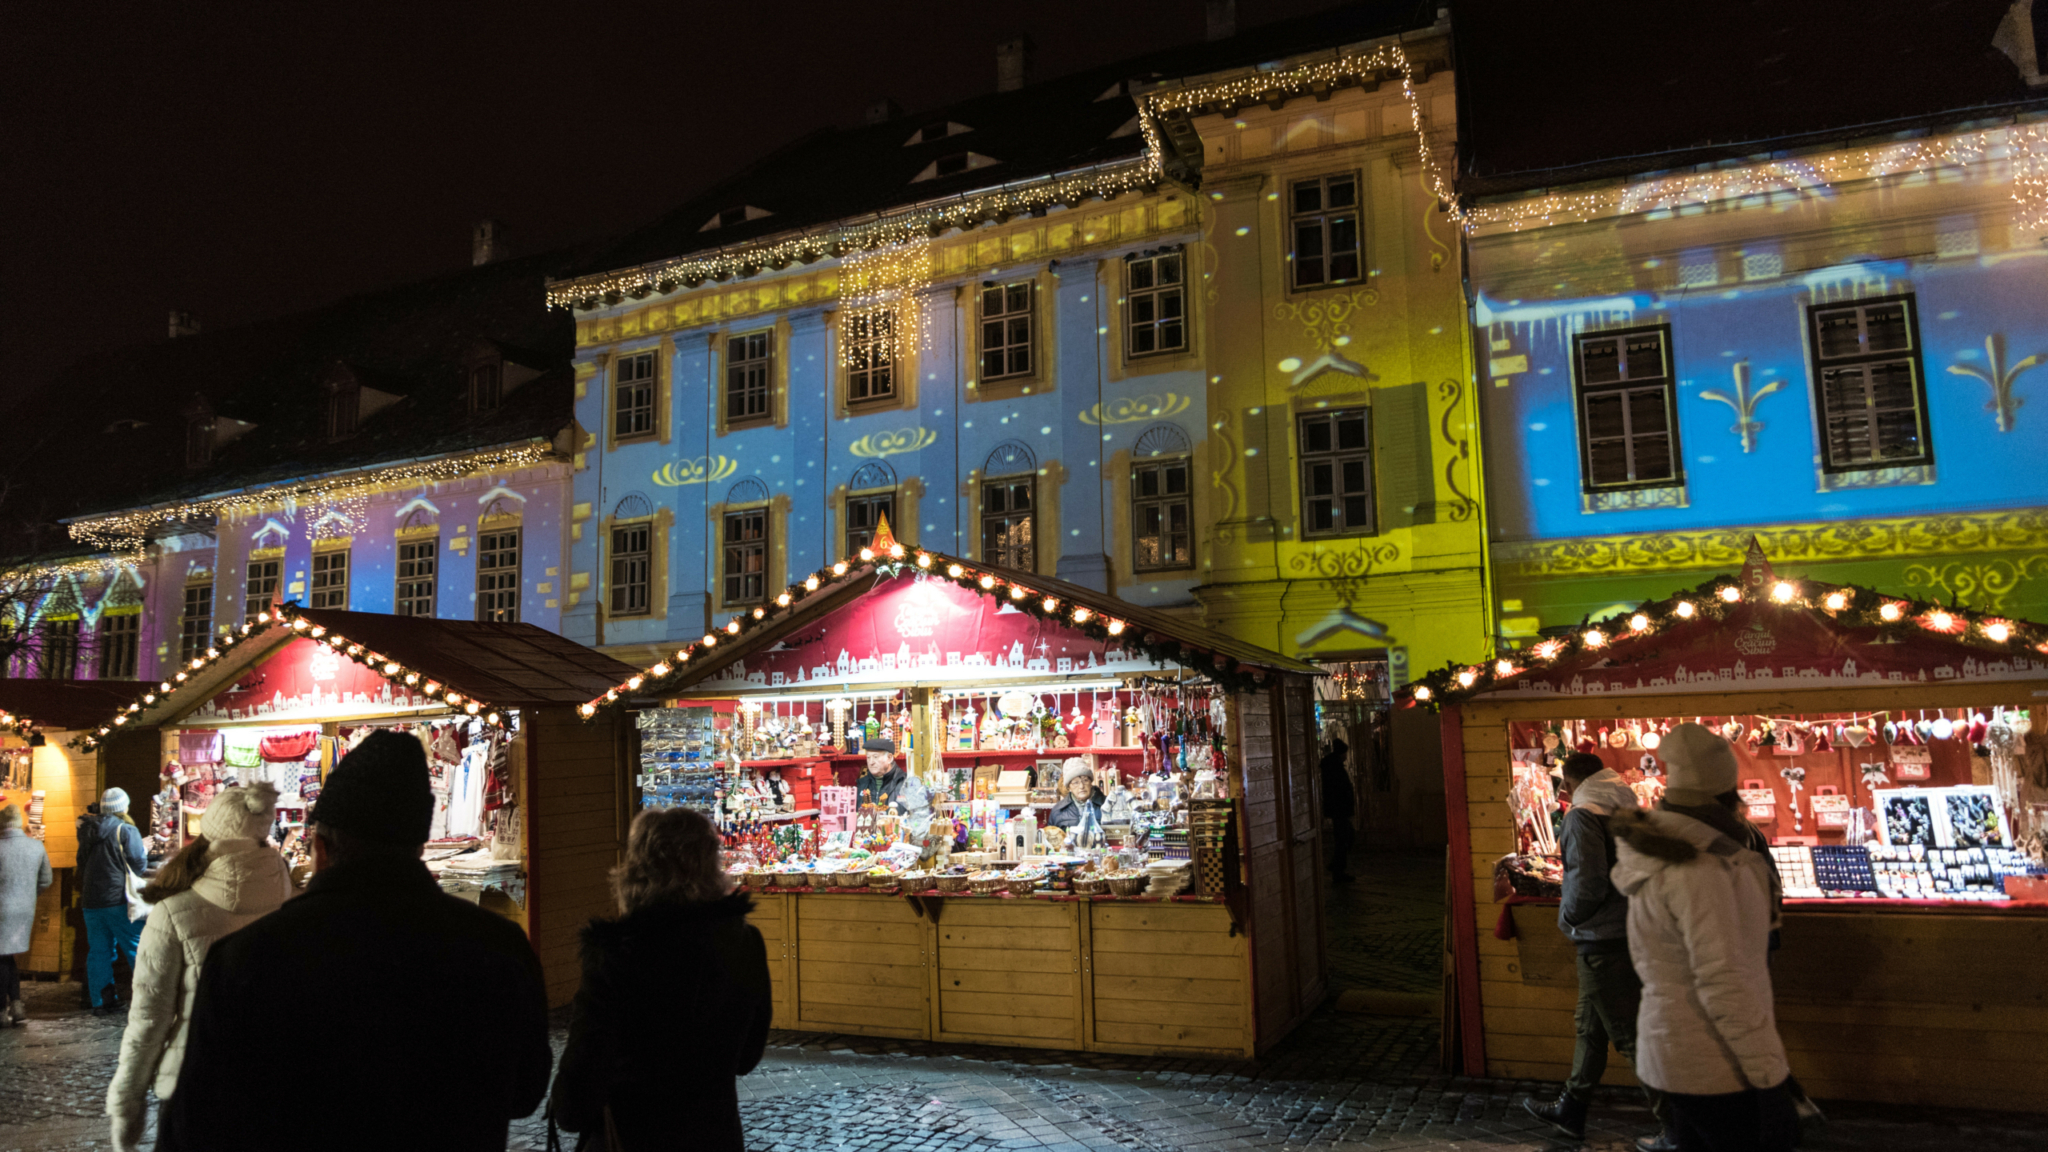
[{"left": 77, "top": 789, "right": 149, "bottom": 1014}]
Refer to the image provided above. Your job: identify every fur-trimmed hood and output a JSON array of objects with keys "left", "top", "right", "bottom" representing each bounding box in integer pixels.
[
  {"left": 582, "top": 890, "right": 754, "bottom": 948},
  {"left": 1611, "top": 808, "right": 1744, "bottom": 891}
]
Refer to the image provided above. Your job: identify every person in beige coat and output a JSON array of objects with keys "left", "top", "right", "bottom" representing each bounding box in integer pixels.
[{"left": 105, "top": 783, "right": 291, "bottom": 1152}]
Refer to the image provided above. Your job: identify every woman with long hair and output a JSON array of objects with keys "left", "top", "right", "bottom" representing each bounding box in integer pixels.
[
  {"left": 550, "top": 807, "right": 772, "bottom": 1151},
  {"left": 105, "top": 783, "right": 291, "bottom": 1152}
]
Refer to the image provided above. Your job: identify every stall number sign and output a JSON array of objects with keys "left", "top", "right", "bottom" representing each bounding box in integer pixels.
[
  {"left": 818, "top": 785, "right": 857, "bottom": 835},
  {"left": 1890, "top": 746, "right": 1933, "bottom": 781}
]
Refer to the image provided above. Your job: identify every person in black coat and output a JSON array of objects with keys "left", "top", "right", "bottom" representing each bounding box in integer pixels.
[
  {"left": 1320, "top": 739, "right": 1356, "bottom": 883},
  {"left": 157, "top": 731, "right": 552, "bottom": 1152},
  {"left": 551, "top": 806, "right": 772, "bottom": 1152}
]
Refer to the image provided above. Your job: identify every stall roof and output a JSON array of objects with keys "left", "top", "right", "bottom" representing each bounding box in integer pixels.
[
  {"left": 0, "top": 679, "right": 150, "bottom": 733},
  {"left": 75, "top": 606, "right": 639, "bottom": 747},
  {"left": 583, "top": 526, "right": 1322, "bottom": 716},
  {"left": 1405, "top": 560, "right": 2048, "bottom": 711}
]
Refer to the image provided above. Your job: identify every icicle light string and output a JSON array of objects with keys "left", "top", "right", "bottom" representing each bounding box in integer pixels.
[
  {"left": 1405, "top": 575, "right": 2048, "bottom": 710},
  {"left": 67, "top": 441, "right": 557, "bottom": 556},
  {"left": 72, "top": 603, "right": 510, "bottom": 750}
]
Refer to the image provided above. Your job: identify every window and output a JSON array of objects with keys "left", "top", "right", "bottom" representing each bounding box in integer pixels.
[
  {"left": 96, "top": 613, "right": 138, "bottom": 679},
  {"left": 326, "top": 385, "right": 359, "bottom": 440},
  {"left": 1132, "top": 458, "right": 1193, "bottom": 570},
  {"left": 39, "top": 619, "right": 78, "bottom": 680},
  {"left": 1298, "top": 409, "right": 1375, "bottom": 537},
  {"left": 179, "top": 583, "right": 212, "bottom": 664},
  {"left": 1290, "top": 173, "right": 1363, "bottom": 290},
  {"left": 1125, "top": 250, "right": 1186, "bottom": 357},
  {"left": 722, "top": 510, "right": 767, "bottom": 605},
  {"left": 614, "top": 352, "right": 656, "bottom": 439},
  {"left": 845, "top": 310, "right": 896, "bottom": 402},
  {"left": 470, "top": 362, "right": 501, "bottom": 412},
  {"left": 309, "top": 551, "right": 349, "bottom": 609},
  {"left": 244, "top": 559, "right": 280, "bottom": 625},
  {"left": 395, "top": 540, "right": 437, "bottom": 617},
  {"left": 1573, "top": 328, "right": 1680, "bottom": 490},
  {"left": 1807, "top": 296, "right": 1931, "bottom": 470},
  {"left": 979, "top": 282, "right": 1033, "bottom": 380},
  {"left": 186, "top": 416, "right": 213, "bottom": 468},
  {"left": 477, "top": 530, "right": 521, "bottom": 623},
  {"left": 982, "top": 479, "right": 1036, "bottom": 571},
  {"left": 726, "top": 331, "right": 772, "bottom": 424},
  {"left": 846, "top": 493, "right": 895, "bottom": 554},
  {"left": 609, "top": 524, "right": 652, "bottom": 616}
]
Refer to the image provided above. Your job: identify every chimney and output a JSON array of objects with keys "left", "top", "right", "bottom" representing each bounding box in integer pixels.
[
  {"left": 472, "top": 218, "right": 509, "bottom": 266},
  {"left": 863, "top": 98, "right": 904, "bottom": 125},
  {"left": 996, "top": 36, "right": 1034, "bottom": 92},
  {"left": 1205, "top": 0, "right": 1236, "bottom": 41},
  {"left": 168, "top": 310, "right": 201, "bottom": 339}
]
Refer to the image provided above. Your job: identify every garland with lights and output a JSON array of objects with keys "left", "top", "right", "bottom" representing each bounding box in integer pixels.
[
  {"left": 579, "top": 518, "right": 1270, "bottom": 720},
  {"left": 1402, "top": 573, "right": 2048, "bottom": 711},
  {"left": 0, "top": 711, "right": 40, "bottom": 742},
  {"left": 68, "top": 441, "right": 560, "bottom": 556},
  {"left": 72, "top": 602, "right": 512, "bottom": 750}
]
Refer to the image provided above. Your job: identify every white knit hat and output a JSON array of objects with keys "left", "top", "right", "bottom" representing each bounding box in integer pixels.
[
  {"left": 1060, "top": 757, "right": 1094, "bottom": 787},
  {"left": 100, "top": 787, "right": 130, "bottom": 815},
  {"left": 200, "top": 781, "right": 279, "bottom": 842},
  {"left": 1658, "top": 723, "right": 1740, "bottom": 806}
]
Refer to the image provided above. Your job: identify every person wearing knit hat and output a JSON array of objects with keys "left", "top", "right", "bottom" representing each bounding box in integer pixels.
[
  {"left": 77, "top": 787, "right": 149, "bottom": 1014},
  {"left": 1609, "top": 723, "right": 1797, "bottom": 1151},
  {"left": 157, "top": 729, "right": 551, "bottom": 1152},
  {"left": 1046, "top": 758, "right": 1105, "bottom": 832},
  {"left": 107, "top": 783, "right": 292, "bottom": 1151}
]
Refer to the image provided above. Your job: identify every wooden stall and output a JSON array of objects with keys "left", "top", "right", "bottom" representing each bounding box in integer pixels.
[
  {"left": 1419, "top": 563, "right": 2048, "bottom": 1112},
  {"left": 0, "top": 680, "right": 149, "bottom": 981},
  {"left": 74, "top": 606, "right": 637, "bottom": 1006},
  {"left": 589, "top": 535, "right": 1328, "bottom": 1057}
]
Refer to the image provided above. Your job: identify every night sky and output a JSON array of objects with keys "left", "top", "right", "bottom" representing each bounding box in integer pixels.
[{"left": 2, "top": 0, "right": 1350, "bottom": 404}]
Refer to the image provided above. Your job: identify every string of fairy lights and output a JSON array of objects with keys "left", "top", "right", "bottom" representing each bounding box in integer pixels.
[
  {"left": 1403, "top": 574, "right": 2048, "bottom": 711},
  {"left": 67, "top": 441, "right": 558, "bottom": 556},
  {"left": 1466, "top": 124, "right": 2048, "bottom": 237},
  {"left": 73, "top": 603, "right": 511, "bottom": 750},
  {"left": 835, "top": 235, "right": 934, "bottom": 371},
  {"left": 577, "top": 522, "right": 1270, "bottom": 720}
]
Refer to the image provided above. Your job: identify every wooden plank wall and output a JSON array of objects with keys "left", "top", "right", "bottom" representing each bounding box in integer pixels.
[
  {"left": 528, "top": 706, "right": 630, "bottom": 1007},
  {"left": 1460, "top": 686, "right": 2048, "bottom": 1114},
  {"left": 1233, "top": 689, "right": 1298, "bottom": 1049},
  {"left": 793, "top": 895, "right": 930, "bottom": 1039},
  {"left": 1282, "top": 677, "right": 1327, "bottom": 1012},
  {"left": 934, "top": 899, "right": 1081, "bottom": 1048},
  {"left": 748, "top": 894, "right": 792, "bottom": 1026},
  {"left": 1088, "top": 902, "right": 1250, "bottom": 1056}
]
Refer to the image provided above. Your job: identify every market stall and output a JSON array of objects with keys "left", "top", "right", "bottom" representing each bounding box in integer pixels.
[
  {"left": 1411, "top": 549, "right": 2048, "bottom": 1112},
  {"left": 75, "top": 607, "right": 638, "bottom": 1006},
  {"left": 0, "top": 680, "right": 149, "bottom": 981},
  {"left": 584, "top": 523, "right": 1329, "bottom": 1057}
]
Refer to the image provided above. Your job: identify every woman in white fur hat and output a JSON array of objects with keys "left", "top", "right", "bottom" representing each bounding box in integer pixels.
[
  {"left": 105, "top": 782, "right": 293, "bottom": 1152},
  {"left": 1046, "top": 758, "right": 1105, "bottom": 832}
]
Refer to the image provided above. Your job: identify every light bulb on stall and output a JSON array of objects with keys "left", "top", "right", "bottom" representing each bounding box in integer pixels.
[
  {"left": 1456, "top": 669, "right": 1477, "bottom": 688},
  {"left": 776, "top": 593, "right": 791, "bottom": 607},
  {"left": 948, "top": 564, "right": 964, "bottom": 578},
  {"left": 1495, "top": 660, "right": 1515, "bottom": 676},
  {"left": 1880, "top": 602, "right": 1903, "bottom": 621},
  {"left": 1413, "top": 686, "right": 1433, "bottom": 702},
  {"left": 1984, "top": 622, "right": 2012, "bottom": 643},
  {"left": 979, "top": 575, "right": 997, "bottom": 590},
  {"left": 859, "top": 548, "right": 875, "bottom": 562},
  {"left": 1719, "top": 586, "right": 1742, "bottom": 603},
  {"left": 1823, "top": 591, "right": 1848, "bottom": 611},
  {"left": 1674, "top": 601, "right": 1696, "bottom": 619},
  {"left": 580, "top": 703, "right": 597, "bottom": 717},
  {"left": 1770, "top": 581, "right": 1797, "bottom": 603},
  {"left": 626, "top": 677, "right": 643, "bottom": 691},
  {"left": 1628, "top": 614, "right": 1650, "bottom": 632},
  {"left": 832, "top": 562, "right": 848, "bottom": 576},
  {"left": 804, "top": 576, "right": 820, "bottom": 592}
]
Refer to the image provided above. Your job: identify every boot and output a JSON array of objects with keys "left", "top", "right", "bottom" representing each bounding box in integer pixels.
[
  {"left": 1636, "top": 1132, "right": 1680, "bottom": 1152},
  {"left": 1523, "top": 1090, "right": 1589, "bottom": 1140},
  {"left": 5, "top": 999, "right": 24, "bottom": 1025}
]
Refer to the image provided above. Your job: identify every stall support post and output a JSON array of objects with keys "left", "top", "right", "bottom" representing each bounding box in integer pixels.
[
  {"left": 1438, "top": 704, "right": 1485, "bottom": 1077},
  {"left": 910, "top": 687, "right": 939, "bottom": 779}
]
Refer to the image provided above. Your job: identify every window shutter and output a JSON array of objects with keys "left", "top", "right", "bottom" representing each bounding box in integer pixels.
[{"left": 1373, "top": 382, "right": 1436, "bottom": 529}]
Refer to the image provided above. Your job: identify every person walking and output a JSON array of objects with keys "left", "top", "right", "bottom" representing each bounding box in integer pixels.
[
  {"left": 105, "top": 782, "right": 291, "bottom": 1152},
  {"left": 1523, "top": 752, "right": 1672, "bottom": 1148},
  {"left": 1320, "top": 738, "right": 1356, "bottom": 883},
  {"left": 77, "top": 788, "right": 148, "bottom": 1014},
  {"left": 1611, "top": 723, "right": 1797, "bottom": 1152},
  {"left": 0, "top": 803, "right": 53, "bottom": 1028},
  {"left": 156, "top": 731, "right": 552, "bottom": 1152},
  {"left": 550, "top": 806, "right": 772, "bottom": 1151}
]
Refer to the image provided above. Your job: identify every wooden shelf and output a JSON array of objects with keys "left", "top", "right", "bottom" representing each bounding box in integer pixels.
[{"left": 940, "top": 747, "right": 1149, "bottom": 758}]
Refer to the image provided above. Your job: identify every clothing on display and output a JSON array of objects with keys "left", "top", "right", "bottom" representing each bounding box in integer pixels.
[
  {"left": 222, "top": 731, "right": 262, "bottom": 771},
  {"left": 259, "top": 732, "right": 318, "bottom": 762},
  {"left": 178, "top": 731, "right": 223, "bottom": 766}
]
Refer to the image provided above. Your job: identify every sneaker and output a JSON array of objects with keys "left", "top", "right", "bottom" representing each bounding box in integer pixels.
[
  {"left": 1636, "top": 1132, "right": 1680, "bottom": 1152},
  {"left": 5, "top": 999, "right": 22, "bottom": 1025},
  {"left": 1522, "top": 1091, "right": 1589, "bottom": 1140}
]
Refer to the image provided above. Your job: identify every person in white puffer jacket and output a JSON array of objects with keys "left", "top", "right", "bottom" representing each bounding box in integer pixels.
[{"left": 104, "top": 782, "right": 291, "bottom": 1152}]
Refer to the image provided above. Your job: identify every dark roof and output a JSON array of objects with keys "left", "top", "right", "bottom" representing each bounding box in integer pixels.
[
  {"left": 567, "top": 1, "right": 1438, "bottom": 282},
  {"left": 0, "top": 679, "right": 150, "bottom": 732},
  {"left": 1454, "top": 0, "right": 2048, "bottom": 197},
  {"left": 4, "top": 250, "right": 579, "bottom": 553},
  {"left": 289, "top": 608, "right": 641, "bottom": 708}
]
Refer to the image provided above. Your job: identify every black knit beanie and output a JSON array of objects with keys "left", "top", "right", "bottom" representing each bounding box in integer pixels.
[{"left": 311, "top": 730, "right": 434, "bottom": 846}]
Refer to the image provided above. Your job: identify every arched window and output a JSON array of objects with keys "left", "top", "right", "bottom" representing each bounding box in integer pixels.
[
  {"left": 980, "top": 442, "right": 1037, "bottom": 572},
  {"left": 612, "top": 492, "right": 653, "bottom": 520},
  {"left": 848, "top": 461, "right": 897, "bottom": 492},
  {"left": 1131, "top": 425, "right": 1194, "bottom": 572},
  {"left": 1135, "top": 423, "right": 1191, "bottom": 458},
  {"left": 726, "top": 478, "right": 770, "bottom": 505},
  {"left": 845, "top": 462, "right": 897, "bottom": 555},
  {"left": 983, "top": 440, "right": 1036, "bottom": 476}
]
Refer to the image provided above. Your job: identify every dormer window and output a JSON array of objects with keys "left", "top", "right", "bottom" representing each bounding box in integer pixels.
[
  {"left": 910, "top": 151, "right": 1000, "bottom": 183},
  {"left": 470, "top": 361, "right": 502, "bottom": 412},
  {"left": 185, "top": 413, "right": 215, "bottom": 468},
  {"left": 699, "top": 205, "right": 774, "bottom": 232},
  {"left": 903, "top": 121, "right": 971, "bottom": 146},
  {"left": 326, "top": 379, "right": 360, "bottom": 440}
]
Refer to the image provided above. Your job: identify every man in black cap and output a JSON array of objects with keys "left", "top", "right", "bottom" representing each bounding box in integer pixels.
[
  {"left": 855, "top": 737, "right": 931, "bottom": 829},
  {"left": 158, "top": 731, "right": 551, "bottom": 1152}
]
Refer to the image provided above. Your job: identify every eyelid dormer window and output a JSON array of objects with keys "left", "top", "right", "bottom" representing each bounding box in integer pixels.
[
  {"left": 910, "top": 152, "right": 1001, "bottom": 183},
  {"left": 699, "top": 205, "right": 774, "bottom": 232}
]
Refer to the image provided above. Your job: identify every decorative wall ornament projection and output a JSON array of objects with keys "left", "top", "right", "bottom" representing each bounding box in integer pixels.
[
  {"left": 848, "top": 428, "right": 937, "bottom": 459},
  {"left": 1079, "top": 393, "right": 1192, "bottom": 425},
  {"left": 651, "top": 456, "right": 738, "bottom": 487},
  {"left": 1699, "top": 361, "right": 1788, "bottom": 453},
  {"left": 1273, "top": 288, "right": 1380, "bottom": 352},
  {"left": 1496, "top": 508, "right": 2048, "bottom": 577},
  {"left": 1904, "top": 556, "right": 2048, "bottom": 613},
  {"left": 1947, "top": 334, "right": 2042, "bottom": 433}
]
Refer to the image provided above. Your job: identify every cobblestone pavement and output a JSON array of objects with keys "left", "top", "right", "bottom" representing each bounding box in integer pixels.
[{"left": 4, "top": 851, "right": 2038, "bottom": 1151}]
